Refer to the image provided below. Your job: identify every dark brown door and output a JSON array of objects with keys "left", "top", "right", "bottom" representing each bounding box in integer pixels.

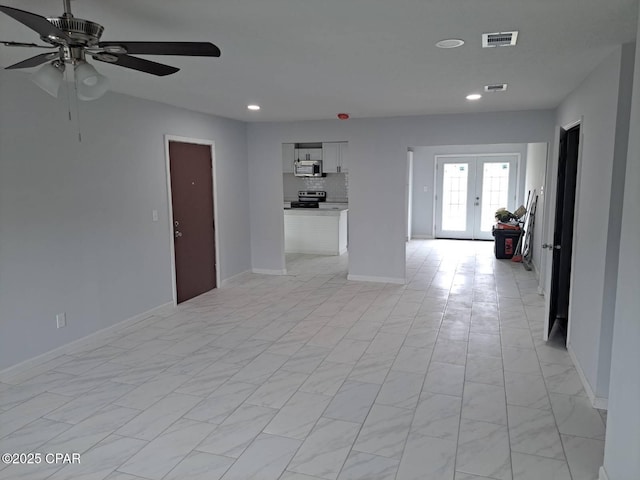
[
  {"left": 169, "top": 141, "right": 216, "bottom": 303},
  {"left": 548, "top": 125, "right": 580, "bottom": 338}
]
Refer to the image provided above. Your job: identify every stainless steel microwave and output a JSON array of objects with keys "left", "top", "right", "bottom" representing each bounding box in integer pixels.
[{"left": 294, "top": 160, "right": 325, "bottom": 177}]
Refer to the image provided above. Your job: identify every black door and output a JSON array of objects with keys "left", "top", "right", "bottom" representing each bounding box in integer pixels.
[{"left": 548, "top": 125, "right": 580, "bottom": 338}]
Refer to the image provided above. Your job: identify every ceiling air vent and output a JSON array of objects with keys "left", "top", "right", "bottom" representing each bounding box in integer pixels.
[
  {"left": 482, "top": 31, "right": 519, "bottom": 48},
  {"left": 484, "top": 83, "right": 508, "bottom": 93}
]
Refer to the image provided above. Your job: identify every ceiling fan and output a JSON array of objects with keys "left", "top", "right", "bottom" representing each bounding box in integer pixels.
[{"left": 0, "top": 0, "right": 221, "bottom": 99}]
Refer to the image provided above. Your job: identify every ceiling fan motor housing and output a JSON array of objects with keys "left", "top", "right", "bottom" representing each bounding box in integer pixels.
[{"left": 46, "top": 17, "right": 104, "bottom": 47}]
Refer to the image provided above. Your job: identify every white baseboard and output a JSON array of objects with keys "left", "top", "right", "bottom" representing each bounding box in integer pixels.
[
  {"left": 220, "top": 269, "right": 250, "bottom": 286},
  {"left": 0, "top": 302, "right": 174, "bottom": 383},
  {"left": 599, "top": 466, "right": 609, "bottom": 480},
  {"left": 410, "top": 235, "right": 434, "bottom": 239},
  {"left": 347, "top": 274, "right": 406, "bottom": 285},
  {"left": 252, "top": 268, "right": 287, "bottom": 275},
  {"left": 567, "top": 343, "right": 609, "bottom": 410}
]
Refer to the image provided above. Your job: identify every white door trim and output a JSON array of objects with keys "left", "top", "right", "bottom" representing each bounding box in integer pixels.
[
  {"left": 164, "top": 134, "right": 220, "bottom": 306},
  {"left": 434, "top": 153, "right": 521, "bottom": 240}
]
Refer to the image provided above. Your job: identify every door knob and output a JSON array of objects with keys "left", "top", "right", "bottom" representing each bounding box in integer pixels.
[
  {"left": 542, "top": 243, "right": 551, "bottom": 249},
  {"left": 175, "top": 230, "right": 182, "bottom": 238}
]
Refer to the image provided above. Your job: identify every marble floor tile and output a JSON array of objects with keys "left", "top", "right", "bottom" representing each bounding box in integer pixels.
[
  {"left": 47, "top": 434, "right": 147, "bottom": 480},
  {"left": 184, "top": 381, "right": 258, "bottom": 424},
  {"left": 549, "top": 393, "right": 606, "bottom": 439},
  {"left": 431, "top": 340, "right": 468, "bottom": 366},
  {"left": 390, "top": 346, "right": 432, "bottom": 374},
  {"left": 288, "top": 417, "right": 361, "bottom": 480},
  {"left": 462, "top": 382, "right": 508, "bottom": 425},
  {"left": 511, "top": 452, "right": 571, "bottom": 480},
  {"left": 195, "top": 403, "right": 277, "bottom": 457},
  {"left": 0, "top": 392, "right": 72, "bottom": 437},
  {"left": 118, "top": 418, "right": 215, "bottom": 480},
  {"left": 173, "top": 362, "right": 241, "bottom": 397},
  {"left": 113, "top": 372, "right": 190, "bottom": 410},
  {"left": 281, "top": 346, "right": 331, "bottom": 374},
  {"left": 502, "top": 347, "right": 541, "bottom": 375},
  {"left": 163, "top": 451, "right": 234, "bottom": 480},
  {"left": 456, "top": 418, "right": 512, "bottom": 480},
  {"left": 411, "top": 392, "right": 461, "bottom": 441},
  {"left": 507, "top": 405, "right": 565, "bottom": 459},
  {"left": 540, "top": 363, "right": 585, "bottom": 396},
  {"left": 0, "top": 241, "right": 606, "bottom": 480},
  {"left": 299, "top": 362, "right": 353, "bottom": 396},
  {"left": 353, "top": 404, "right": 413, "bottom": 458},
  {"left": 220, "top": 433, "right": 301, "bottom": 480},
  {"left": 245, "top": 370, "right": 308, "bottom": 409},
  {"left": 338, "top": 451, "right": 399, "bottom": 480},
  {"left": 560, "top": 434, "right": 604, "bottom": 480},
  {"left": 40, "top": 404, "right": 140, "bottom": 455},
  {"left": 347, "top": 354, "right": 394, "bottom": 385},
  {"left": 230, "top": 353, "right": 290, "bottom": 385},
  {"left": 504, "top": 371, "right": 550, "bottom": 410},
  {"left": 324, "top": 381, "right": 380, "bottom": 423},
  {"left": 115, "top": 392, "right": 201, "bottom": 440},
  {"left": 465, "top": 355, "right": 504, "bottom": 386},
  {"left": 264, "top": 391, "right": 332, "bottom": 439},
  {"left": 396, "top": 433, "right": 457, "bottom": 480},
  {"left": 423, "top": 362, "right": 465, "bottom": 396}
]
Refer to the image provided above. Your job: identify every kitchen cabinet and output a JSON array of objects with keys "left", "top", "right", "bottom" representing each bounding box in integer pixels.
[
  {"left": 322, "top": 142, "right": 348, "bottom": 173},
  {"left": 295, "top": 147, "right": 322, "bottom": 162},
  {"left": 282, "top": 143, "right": 295, "bottom": 173},
  {"left": 284, "top": 208, "right": 348, "bottom": 255}
]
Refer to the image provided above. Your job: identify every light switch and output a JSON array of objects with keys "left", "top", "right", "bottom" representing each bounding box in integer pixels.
[
  {"left": 423, "top": 186, "right": 428, "bottom": 192},
  {"left": 152, "top": 210, "right": 159, "bottom": 222}
]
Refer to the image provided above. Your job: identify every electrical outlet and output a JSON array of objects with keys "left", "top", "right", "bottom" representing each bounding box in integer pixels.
[
  {"left": 56, "top": 313, "right": 66, "bottom": 329},
  {"left": 152, "top": 209, "right": 159, "bottom": 222}
]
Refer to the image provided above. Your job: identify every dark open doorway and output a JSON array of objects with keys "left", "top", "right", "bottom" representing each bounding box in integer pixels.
[{"left": 547, "top": 124, "right": 580, "bottom": 342}]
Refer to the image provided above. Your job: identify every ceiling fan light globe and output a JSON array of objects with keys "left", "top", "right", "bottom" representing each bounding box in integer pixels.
[
  {"left": 75, "top": 62, "right": 99, "bottom": 85},
  {"left": 77, "top": 73, "right": 109, "bottom": 101},
  {"left": 32, "top": 62, "right": 64, "bottom": 97}
]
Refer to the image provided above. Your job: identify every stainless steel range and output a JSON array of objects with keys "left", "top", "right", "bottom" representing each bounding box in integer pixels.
[{"left": 290, "top": 191, "right": 326, "bottom": 208}]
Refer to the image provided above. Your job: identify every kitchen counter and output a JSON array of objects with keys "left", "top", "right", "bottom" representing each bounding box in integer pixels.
[
  {"left": 284, "top": 207, "right": 348, "bottom": 215},
  {"left": 284, "top": 208, "right": 348, "bottom": 255}
]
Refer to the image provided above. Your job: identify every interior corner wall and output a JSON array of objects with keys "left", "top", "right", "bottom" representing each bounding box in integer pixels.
[
  {"left": 0, "top": 71, "right": 250, "bottom": 370},
  {"left": 603, "top": 14, "right": 640, "bottom": 480},
  {"left": 552, "top": 44, "right": 634, "bottom": 401},
  {"left": 247, "top": 111, "right": 554, "bottom": 282},
  {"left": 524, "top": 143, "right": 548, "bottom": 278},
  {"left": 410, "top": 143, "right": 530, "bottom": 238}
]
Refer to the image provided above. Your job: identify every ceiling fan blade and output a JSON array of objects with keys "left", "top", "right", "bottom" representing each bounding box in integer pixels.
[
  {"left": 93, "top": 54, "right": 179, "bottom": 76},
  {"left": 0, "top": 6, "right": 70, "bottom": 42},
  {"left": 2, "top": 41, "right": 56, "bottom": 48},
  {"left": 98, "top": 41, "right": 221, "bottom": 57},
  {"left": 5, "top": 52, "right": 57, "bottom": 69}
]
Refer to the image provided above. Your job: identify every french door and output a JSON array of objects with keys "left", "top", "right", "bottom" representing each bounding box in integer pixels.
[{"left": 435, "top": 155, "right": 518, "bottom": 240}]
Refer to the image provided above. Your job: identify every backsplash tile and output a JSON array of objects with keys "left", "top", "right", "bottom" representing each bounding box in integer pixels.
[{"left": 283, "top": 173, "right": 348, "bottom": 202}]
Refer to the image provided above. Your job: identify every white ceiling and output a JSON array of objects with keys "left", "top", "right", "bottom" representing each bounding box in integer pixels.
[{"left": 1, "top": 0, "right": 638, "bottom": 122}]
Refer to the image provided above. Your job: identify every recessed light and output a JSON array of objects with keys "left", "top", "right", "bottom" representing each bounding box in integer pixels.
[
  {"left": 247, "top": 104, "right": 260, "bottom": 111},
  {"left": 436, "top": 38, "right": 465, "bottom": 49},
  {"left": 466, "top": 94, "right": 482, "bottom": 101}
]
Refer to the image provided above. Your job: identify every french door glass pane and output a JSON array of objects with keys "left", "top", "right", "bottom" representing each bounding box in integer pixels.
[
  {"left": 442, "top": 163, "right": 468, "bottom": 231},
  {"left": 481, "top": 162, "right": 510, "bottom": 232}
]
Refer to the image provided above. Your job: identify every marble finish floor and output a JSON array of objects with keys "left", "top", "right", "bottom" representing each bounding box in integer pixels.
[{"left": 0, "top": 240, "right": 607, "bottom": 480}]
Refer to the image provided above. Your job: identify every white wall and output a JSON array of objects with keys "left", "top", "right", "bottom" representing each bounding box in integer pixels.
[
  {"left": 0, "top": 71, "right": 250, "bottom": 369},
  {"left": 411, "top": 143, "right": 530, "bottom": 238},
  {"left": 247, "top": 111, "right": 554, "bottom": 282},
  {"left": 546, "top": 43, "right": 635, "bottom": 402},
  {"left": 524, "top": 143, "right": 548, "bottom": 277},
  {"left": 602, "top": 14, "right": 640, "bottom": 480}
]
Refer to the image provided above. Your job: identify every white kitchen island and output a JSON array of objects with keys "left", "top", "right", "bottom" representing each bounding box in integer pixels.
[{"left": 284, "top": 207, "right": 348, "bottom": 255}]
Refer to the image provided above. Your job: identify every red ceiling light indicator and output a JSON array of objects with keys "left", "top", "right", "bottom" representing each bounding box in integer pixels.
[{"left": 337, "top": 113, "right": 350, "bottom": 120}]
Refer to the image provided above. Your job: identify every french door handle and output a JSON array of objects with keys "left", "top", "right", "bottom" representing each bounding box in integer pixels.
[{"left": 542, "top": 244, "right": 561, "bottom": 250}]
